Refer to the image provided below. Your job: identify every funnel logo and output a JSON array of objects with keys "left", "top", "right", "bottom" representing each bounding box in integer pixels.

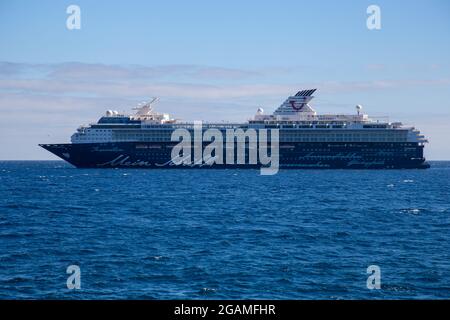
[{"left": 289, "top": 100, "right": 303, "bottom": 111}]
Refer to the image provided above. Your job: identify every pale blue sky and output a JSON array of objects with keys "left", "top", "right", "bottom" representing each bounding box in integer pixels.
[{"left": 0, "top": 0, "right": 449, "bottom": 159}]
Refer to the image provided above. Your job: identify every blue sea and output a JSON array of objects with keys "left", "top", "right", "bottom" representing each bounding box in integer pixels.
[{"left": 0, "top": 161, "right": 449, "bottom": 299}]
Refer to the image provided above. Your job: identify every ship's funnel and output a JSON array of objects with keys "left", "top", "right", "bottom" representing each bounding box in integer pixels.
[{"left": 273, "top": 89, "right": 317, "bottom": 116}]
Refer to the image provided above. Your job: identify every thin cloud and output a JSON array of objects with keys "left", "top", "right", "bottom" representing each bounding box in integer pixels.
[
  {"left": 1, "top": 77, "right": 449, "bottom": 101},
  {"left": 365, "top": 64, "right": 386, "bottom": 71},
  {"left": 0, "top": 62, "right": 260, "bottom": 81},
  {"left": 1, "top": 62, "right": 449, "bottom": 101}
]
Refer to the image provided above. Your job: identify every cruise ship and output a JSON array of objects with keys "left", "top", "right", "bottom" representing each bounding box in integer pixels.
[{"left": 40, "top": 89, "right": 430, "bottom": 170}]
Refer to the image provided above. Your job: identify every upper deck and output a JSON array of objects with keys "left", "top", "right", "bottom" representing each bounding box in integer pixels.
[{"left": 70, "top": 89, "right": 428, "bottom": 144}]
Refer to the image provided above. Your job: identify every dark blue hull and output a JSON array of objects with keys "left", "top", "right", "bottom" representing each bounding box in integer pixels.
[{"left": 40, "top": 142, "right": 430, "bottom": 169}]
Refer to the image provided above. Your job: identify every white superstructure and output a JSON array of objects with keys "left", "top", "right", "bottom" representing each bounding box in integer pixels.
[{"left": 70, "top": 89, "right": 427, "bottom": 145}]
